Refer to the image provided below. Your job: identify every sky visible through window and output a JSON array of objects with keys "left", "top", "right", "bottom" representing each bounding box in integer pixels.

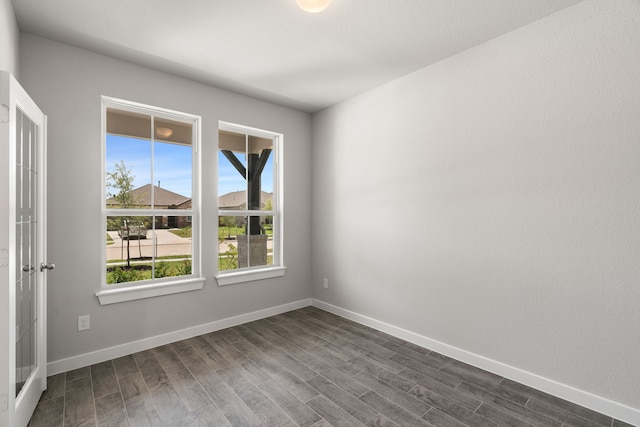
[{"left": 106, "top": 134, "right": 274, "bottom": 199}]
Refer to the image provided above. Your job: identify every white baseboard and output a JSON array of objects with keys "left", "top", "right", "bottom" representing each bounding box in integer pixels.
[
  {"left": 47, "top": 298, "right": 312, "bottom": 376},
  {"left": 46, "top": 296, "right": 639, "bottom": 425},
  {"left": 311, "top": 299, "right": 640, "bottom": 426}
]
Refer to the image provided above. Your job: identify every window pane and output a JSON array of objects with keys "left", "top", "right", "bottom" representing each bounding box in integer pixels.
[
  {"left": 106, "top": 215, "right": 193, "bottom": 284},
  {"left": 261, "top": 215, "right": 275, "bottom": 267},
  {"left": 103, "top": 100, "right": 199, "bottom": 290},
  {"left": 218, "top": 215, "right": 273, "bottom": 271},
  {"left": 218, "top": 151, "right": 246, "bottom": 207},
  {"left": 106, "top": 109, "right": 152, "bottom": 210},
  {"left": 218, "top": 214, "right": 243, "bottom": 272},
  {"left": 153, "top": 216, "right": 192, "bottom": 279},
  {"left": 153, "top": 117, "right": 192, "bottom": 210},
  {"left": 218, "top": 130, "right": 247, "bottom": 208},
  {"left": 105, "top": 135, "right": 151, "bottom": 209},
  {"left": 106, "top": 108, "right": 152, "bottom": 141},
  {"left": 248, "top": 136, "right": 274, "bottom": 211},
  {"left": 106, "top": 215, "right": 152, "bottom": 285}
]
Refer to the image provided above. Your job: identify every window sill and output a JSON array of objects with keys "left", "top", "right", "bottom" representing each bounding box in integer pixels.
[
  {"left": 216, "top": 266, "right": 286, "bottom": 286},
  {"left": 96, "top": 277, "right": 205, "bottom": 305}
]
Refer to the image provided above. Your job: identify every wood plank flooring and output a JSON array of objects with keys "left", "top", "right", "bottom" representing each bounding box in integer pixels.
[{"left": 28, "top": 307, "right": 634, "bottom": 427}]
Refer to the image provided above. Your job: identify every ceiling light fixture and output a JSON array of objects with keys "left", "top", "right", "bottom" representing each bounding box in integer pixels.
[
  {"left": 296, "top": 0, "right": 331, "bottom": 13},
  {"left": 156, "top": 127, "right": 173, "bottom": 138}
]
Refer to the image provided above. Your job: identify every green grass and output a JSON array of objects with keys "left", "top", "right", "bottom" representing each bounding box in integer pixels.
[
  {"left": 218, "top": 256, "right": 237, "bottom": 271},
  {"left": 218, "top": 226, "right": 244, "bottom": 238},
  {"left": 218, "top": 225, "right": 273, "bottom": 238},
  {"left": 106, "top": 233, "right": 114, "bottom": 245},
  {"left": 169, "top": 227, "right": 192, "bottom": 238},
  {"left": 218, "top": 255, "right": 273, "bottom": 272},
  {"left": 106, "top": 259, "right": 192, "bottom": 284},
  {"left": 168, "top": 225, "right": 274, "bottom": 239}
]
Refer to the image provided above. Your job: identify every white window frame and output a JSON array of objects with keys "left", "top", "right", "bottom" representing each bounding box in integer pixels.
[
  {"left": 216, "top": 121, "right": 285, "bottom": 286},
  {"left": 97, "top": 96, "right": 204, "bottom": 305}
]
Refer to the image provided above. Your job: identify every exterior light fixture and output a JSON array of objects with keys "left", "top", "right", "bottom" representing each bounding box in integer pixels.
[
  {"left": 296, "top": 0, "right": 331, "bottom": 13},
  {"left": 156, "top": 127, "right": 173, "bottom": 138}
]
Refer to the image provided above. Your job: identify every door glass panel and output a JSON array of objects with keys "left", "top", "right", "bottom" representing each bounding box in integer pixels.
[
  {"left": 15, "top": 107, "right": 38, "bottom": 398},
  {"left": 15, "top": 222, "right": 22, "bottom": 284},
  {"left": 31, "top": 118, "right": 38, "bottom": 229},
  {"left": 22, "top": 115, "right": 30, "bottom": 223},
  {"left": 15, "top": 109, "right": 22, "bottom": 222}
]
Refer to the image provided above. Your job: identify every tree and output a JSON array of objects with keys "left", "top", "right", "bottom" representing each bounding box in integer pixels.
[
  {"left": 107, "top": 161, "right": 136, "bottom": 207},
  {"left": 262, "top": 198, "right": 273, "bottom": 225},
  {"left": 106, "top": 161, "right": 137, "bottom": 267},
  {"left": 220, "top": 216, "right": 236, "bottom": 239}
]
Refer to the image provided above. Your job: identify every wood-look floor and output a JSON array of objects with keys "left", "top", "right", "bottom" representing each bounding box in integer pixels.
[{"left": 28, "top": 307, "right": 633, "bottom": 427}]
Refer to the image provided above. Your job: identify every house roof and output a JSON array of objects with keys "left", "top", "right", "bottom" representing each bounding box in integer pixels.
[
  {"left": 219, "top": 191, "right": 273, "bottom": 210},
  {"left": 107, "top": 186, "right": 272, "bottom": 210},
  {"left": 107, "top": 184, "right": 190, "bottom": 208}
]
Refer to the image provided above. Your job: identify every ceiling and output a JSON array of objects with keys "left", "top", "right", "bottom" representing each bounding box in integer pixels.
[{"left": 12, "top": 0, "right": 584, "bottom": 113}]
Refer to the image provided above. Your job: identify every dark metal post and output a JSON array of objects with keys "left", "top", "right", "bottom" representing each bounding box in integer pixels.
[
  {"left": 221, "top": 148, "right": 272, "bottom": 235},
  {"left": 247, "top": 153, "right": 261, "bottom": 235}
]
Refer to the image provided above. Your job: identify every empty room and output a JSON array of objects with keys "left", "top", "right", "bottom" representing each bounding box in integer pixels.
[{"left": 1, "top": 0, "right": 639, "bottom": 426}]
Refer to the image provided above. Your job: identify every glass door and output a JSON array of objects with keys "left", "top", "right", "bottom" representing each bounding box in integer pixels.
[{"left": 0, "top": 71, "right": 48, "bottom": 427}]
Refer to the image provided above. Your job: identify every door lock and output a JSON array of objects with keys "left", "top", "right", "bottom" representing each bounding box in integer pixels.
[{"left": 40, "top": 263, "right": 55, "bottom": 272}]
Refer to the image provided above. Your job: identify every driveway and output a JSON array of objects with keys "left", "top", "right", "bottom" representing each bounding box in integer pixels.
[
  {"left": 106, "top": 229, "right": 192, "bottom": 260},
  {"left": 107, "top": 229, "right": 273, "bottom": 261}
]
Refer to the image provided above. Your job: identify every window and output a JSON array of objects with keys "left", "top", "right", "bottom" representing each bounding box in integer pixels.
[
  {"left": 98, "top": 97, "right": 203, "bottom": 304},
  {"left": 217, "top": 122, "right": 284, "bottom": 285}
]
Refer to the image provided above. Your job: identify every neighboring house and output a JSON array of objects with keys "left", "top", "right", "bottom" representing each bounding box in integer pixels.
[
  {"left": 174, "top": 199, "right": 192, "bottom": 228},
  {"left": 107, "top": 183, "right": 191, "bottom": 208},
  {"left": 106, "top": 184, "right": 191, "bottom": 229},
  {"left": 107, "top": 186, "right": 272, "bottom": 229},
  {"left": 218, "top": 190, "right": 273, "bottom": 228},
  {"left": 218, "top": 190, "right": 272, "bottom": 210}
]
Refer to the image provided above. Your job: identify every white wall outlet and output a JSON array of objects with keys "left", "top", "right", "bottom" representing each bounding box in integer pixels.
[
  {"left": 78, "top": 315, "right": 90, "bottom": 331},
  {"left": 323, "top": 278, "right": 329, "bottom": 289}
]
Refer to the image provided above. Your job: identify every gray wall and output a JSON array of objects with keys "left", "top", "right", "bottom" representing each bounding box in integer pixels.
[
  {"left": 19, "top": 34, "right": 312, "bottom": 363},
  {"left": 311, "top": 0, "right": 640, "bottom": 409},
  {"left": 0, "top": 0, "right": 19, "bottom": 76},
  {"left": 13, "top": 0, "right": 640, "bottom": 412}
]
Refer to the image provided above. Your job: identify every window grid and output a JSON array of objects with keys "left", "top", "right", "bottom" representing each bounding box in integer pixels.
[
  {"left": 217, "top": 122, "right": 283, "bottom": 277},
  {"left": 101, "top": 97, "right": 200, "bottom": 290}
]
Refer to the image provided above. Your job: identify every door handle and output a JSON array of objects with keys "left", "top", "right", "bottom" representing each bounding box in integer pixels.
[
  {"left": 40, "top": 263, "right": 55, "bottom": 272},
  {"left": 22, "top": 265, "right": 34, "bottom": 272}
]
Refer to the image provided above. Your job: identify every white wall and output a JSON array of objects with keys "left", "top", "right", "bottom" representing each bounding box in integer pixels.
[
  {"left": 19, "top": 34, "right": 312, "bottom": 364},
  {"left": 0, "top": 0, "right": 19, "bottom": 76},
  {"left": 312, "top": 0, "right": 640, "bottom": 410}
]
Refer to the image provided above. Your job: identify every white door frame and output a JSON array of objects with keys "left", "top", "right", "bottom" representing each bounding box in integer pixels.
[{"left": 0, "top": 71, "right": 48, "bottom": 427}]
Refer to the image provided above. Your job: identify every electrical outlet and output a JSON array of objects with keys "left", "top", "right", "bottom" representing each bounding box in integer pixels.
[
  {"left": 323, "top": 278, "right": 329, "bottom": 289},
  {"left": 78, "top": 315, "right": 90, "bottom": 331}
]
